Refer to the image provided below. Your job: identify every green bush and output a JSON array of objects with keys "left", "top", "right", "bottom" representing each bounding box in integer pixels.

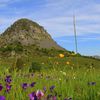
[
  {"left": 29, "top": 61, "right": 42, "bottom": 72},
  {"left": 0, "top": 43, "right": 23, "bottom": 52},
  {"left": 9, "top": 57, "right": 24, "bottom": 72},
  {"left": 14, "top": 44, "right": 23, "bottom": 52},
  {"left": 0, "top": 45, "right": 12, "bottom": 52}
]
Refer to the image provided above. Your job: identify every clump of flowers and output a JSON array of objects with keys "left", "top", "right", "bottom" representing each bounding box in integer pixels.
[
  {"left": 66, "top": 61, "right": 70, "bottom": 65},
  {"left": 29, "top": 92, "right": 37, "bottom": 100},
  {"left": 50, "top": 85, "right": 55, "bottom": 92},
  {"left": 6, "top": 84, "right": 12, "bottom": 93},
  {"left": 22, "top": 83, "right": 29, "bottom": 90},
  {"left": 5, "top": 75, "right": 12, "bottom": 93},
  {"left": 59, "top": 54, "right": 65, "bottom": 58},
  {"left": 22, "top": 82, "right": 36, "bottom": 90},
  {"left": 29, "top": 90, "right": 44, "bottom": 100},
  {"left": 30, "top": 82, "right": 36, "bottom": 87},
  {"left": 0, "top": 96, "right": 5, "bottom": 100},
  {"left": 43, "top": 86, "right": 46, "bottom": 93},
  {"left": 36, "top": 90, "right": 44, "bottom": 99},
  {"left": 5, "top": 75, "right": 12, "bottom": 84},
  {"left": 47, "top": 94, "right": 57, "bottom": 100}
]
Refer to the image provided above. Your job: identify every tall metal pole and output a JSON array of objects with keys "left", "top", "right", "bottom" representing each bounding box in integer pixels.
[
  {"left": 73, "top": 14, "right": 78, "bottom": 54},
  {"left": 73, "top": 14, "right": 78, "bottom": 68}
]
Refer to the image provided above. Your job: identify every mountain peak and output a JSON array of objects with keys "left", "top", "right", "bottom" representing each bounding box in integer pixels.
[
  {"left": 0, "top": 18, "right": 64, "bottom": 50},
  {"left": 14, "top": 18, "right": 40, "bottom": 27}
]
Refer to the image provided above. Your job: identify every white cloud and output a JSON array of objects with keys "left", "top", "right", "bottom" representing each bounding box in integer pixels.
[{"left": 0, "top": 0, "right": 100, "bottom": 38}]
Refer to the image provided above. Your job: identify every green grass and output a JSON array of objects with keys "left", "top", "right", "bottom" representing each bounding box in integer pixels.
[{"left": 0, "top": 56, "right": 100, "bottom": 100}]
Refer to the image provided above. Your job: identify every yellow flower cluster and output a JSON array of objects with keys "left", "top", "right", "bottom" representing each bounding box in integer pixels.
[
  {"left": 59, "top": 54, "right": 64, "bottom": 58},
  {"left": 66, "top": 61, "right": 70, "bottom": 65}
]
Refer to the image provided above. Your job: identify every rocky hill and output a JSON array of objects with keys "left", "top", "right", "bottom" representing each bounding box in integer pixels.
[
  {"left": 0, "top": 18, "right": 68, "bottom": 58},
  {"left": 0, "top": 18, "right": 64, "bottom": 50}
]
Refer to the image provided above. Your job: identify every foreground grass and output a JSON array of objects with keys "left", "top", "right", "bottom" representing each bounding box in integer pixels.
[{"left": 0, "top": 64, "right": 100, "bottom": 100}]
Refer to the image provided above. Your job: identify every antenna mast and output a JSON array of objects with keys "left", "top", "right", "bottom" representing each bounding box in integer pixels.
[
  {"left": 73, "top": 14, "right": 78, "bottom": 55},
  {"left": 73, "top": 14, "right": 79, "bottom": 68}
]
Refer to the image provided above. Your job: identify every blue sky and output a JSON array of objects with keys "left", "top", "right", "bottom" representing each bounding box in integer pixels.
[{"left": 0, "top": 0, "right": 100, "bottom": 56}]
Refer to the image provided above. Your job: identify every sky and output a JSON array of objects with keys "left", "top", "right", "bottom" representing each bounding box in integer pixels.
[{"left": 0, "top": 0, "right": 100, "bottom": 56}]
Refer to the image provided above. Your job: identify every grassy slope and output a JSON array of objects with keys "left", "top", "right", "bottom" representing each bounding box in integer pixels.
[
  {"left": 0, "top": 55, "right": 100, "bottom": 69},
  {"left": 0, "top": 54, "right": 100, "bottom": 100}
]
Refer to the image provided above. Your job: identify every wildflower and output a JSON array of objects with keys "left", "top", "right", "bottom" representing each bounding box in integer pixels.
[
  {"left": 6, "top": 84, "right": 12, "bottom": 93},
  {"left": 43, "top": 86, "right": 46, "bottom": 93},
  {"left": 52, "top": 96, "right": 57, "bottom": 100},
  {"left": 6, "top": 75, "right": 11, "bottom": 79},
  {"left": 5, "top": 75, "right": 12, "bottom": 84},
  {"left": 22, "top": 83, "right": 29, "bottom": 89},
  {"left": 30, "top": 82, "right": 36, "bottom": 87},
  {"left": 47, "top": 94, "right": 52, "bottom": 99},
  {"left": 29, "top": 92, "right": 37, "bottom": 100},
  {"left": 0, "top": 84, "right": 3, "bottom": 91},
  {"left": 88, "top": 82, "right": 96, "bottom": 86},
  {"left": 66, "top": 61, "right": 70, "bottom": 65},
  {"left": 59, "top": 54, "right": 64, "bottom": 58},
  {"left": 0, "top": 96, "right": 5, "bottom": 100},
  {"left": 36, "top": 90, "right": 44, "bottom": 99},
  {"left": 50, "top": 85, "right": 55, "bottom": 92}
]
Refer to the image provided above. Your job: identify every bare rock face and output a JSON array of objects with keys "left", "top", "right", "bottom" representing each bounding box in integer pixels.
[{"left": 0, "top": 18, "right": 64, "bottom": 50}]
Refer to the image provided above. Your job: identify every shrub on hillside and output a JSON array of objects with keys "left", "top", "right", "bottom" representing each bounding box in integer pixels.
[
  {"left": 29, "top": 61, "right": 42, "bottom": 72},
  {"left": 15, "top": 57, "right": 24, "bottom": 71}
]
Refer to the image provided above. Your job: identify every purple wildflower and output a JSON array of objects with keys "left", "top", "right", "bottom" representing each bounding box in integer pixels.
[
  {"left": 29, "top": 92, "right": 37, "bottom": 100},
  {"left": 52, "top": 96, "right": 57, "bottom": 100},
  {"left": 50, "top": 85, "right": 55, "bottom": 92},
  {"left": 0, "top": 84, "right": 3, "bottom": 91},
  {"left": 22, "top": 83, "right": 28, "bottom": 90},
  {"left": 47, "top": 94, "right": 52, "bottom": 99},
  {"left": 6, "top": 75, "right": 11, "bottom": 79},
  {"left": 43, "top": 86, "right": 46, "bottom": 93},
  {"left": 0, "top": 96, "right": 5, "bottom": 100},
  {"left": 36, "top": 90, "right": 44, "bottom": 99},
  {"left": 5, "top": 75, "right": 12, "bottom": 84},
  {"left": 6, "top": 84, "right": 12, "bottom": 93},
  {"left": 30, "top": 82, "right": 36, "bottom": 87}
]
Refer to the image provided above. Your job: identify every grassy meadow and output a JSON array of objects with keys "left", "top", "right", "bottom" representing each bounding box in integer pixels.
[{"left": 0, "top": 55, "right": 100, "bottom": 100}]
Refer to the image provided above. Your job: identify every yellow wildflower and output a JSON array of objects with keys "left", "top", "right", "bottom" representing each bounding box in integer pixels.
[
  {"left": 66, "top": 61, "right": 70, "bottom": 65},
  {"left": 59, "top": 54, "right": 64, "bottom": 58}
]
